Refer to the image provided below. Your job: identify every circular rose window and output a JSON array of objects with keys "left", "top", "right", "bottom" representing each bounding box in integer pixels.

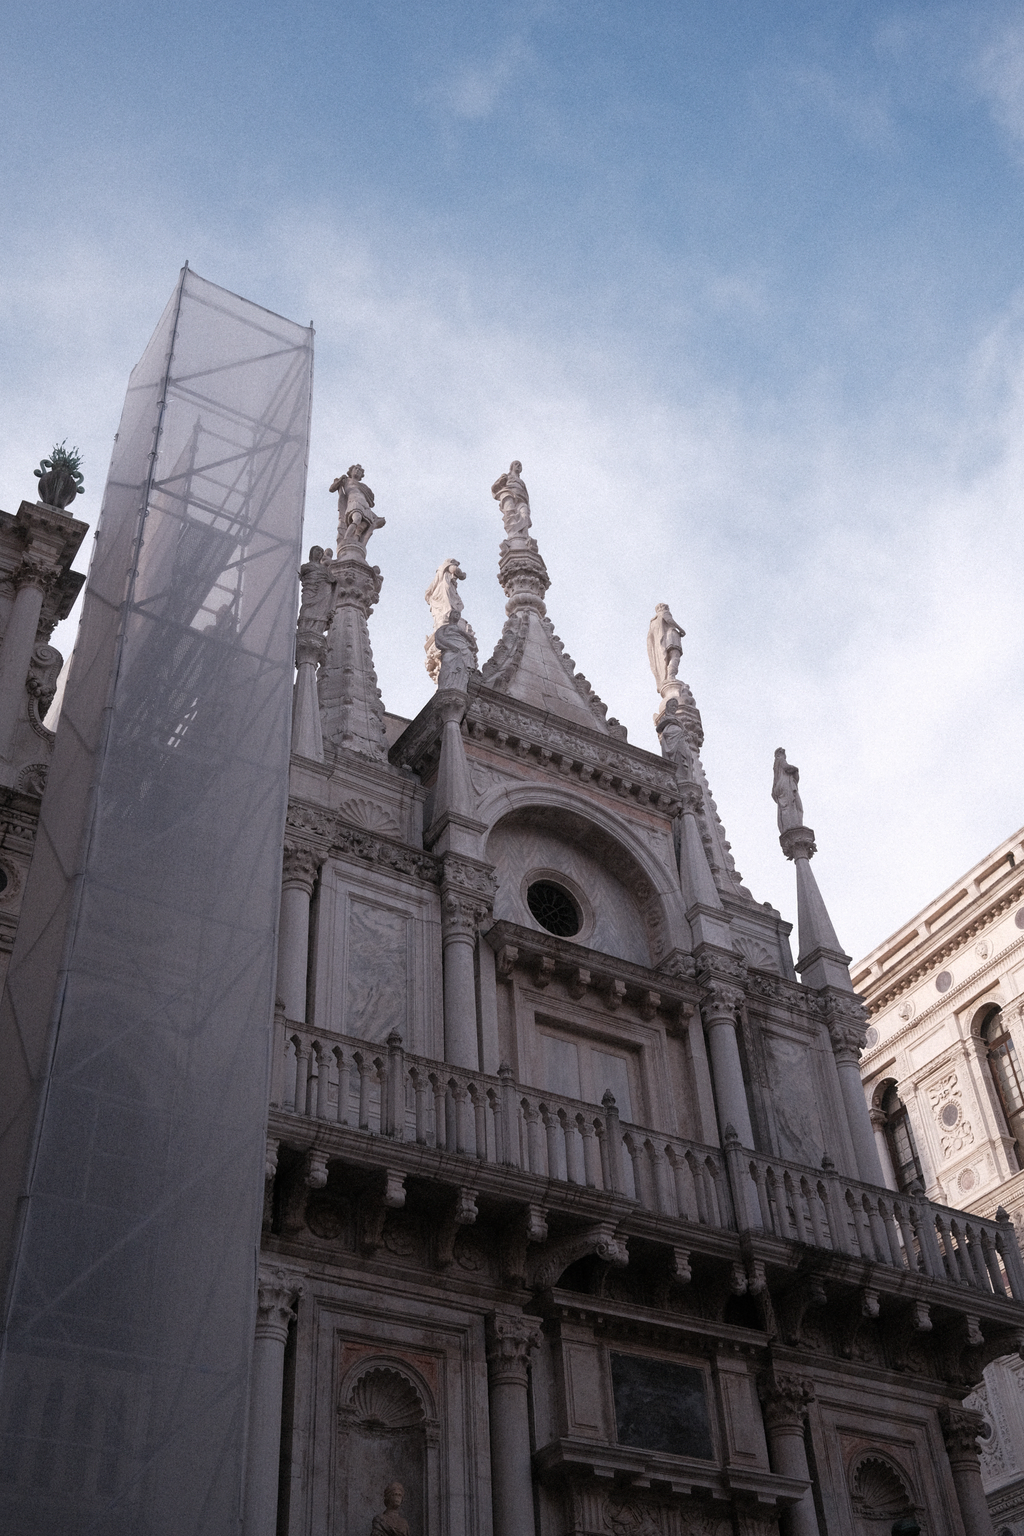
[
  {"left": 526, "top": 880, "right": 581, "bottom": 938},
  {"left": 940, "top": 1102, "right": 960, "bottom": 1129},
  {"left": 936, "top": 970, "right": 953, "bottom": 993}
]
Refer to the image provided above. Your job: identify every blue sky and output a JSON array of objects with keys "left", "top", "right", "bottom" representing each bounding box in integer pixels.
[{"left": 4, "top": 1, "right": 1024, "bottom": 959}]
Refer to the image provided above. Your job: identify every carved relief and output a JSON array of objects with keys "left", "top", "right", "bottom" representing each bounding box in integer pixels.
[
  {"left": 849, "top": 1453, "right": 916, "bottom": 1525},
  {"left": 340, "top": 798, "right": 401, "bottom": 834},
  {"left": 928, "top": 1071, "right": 975, "bottom": 1158}
]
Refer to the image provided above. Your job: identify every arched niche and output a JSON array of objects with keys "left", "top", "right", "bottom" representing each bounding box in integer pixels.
[
  {"left": 337, "top": 1359, "right": 439, "bottom": 1536},
  {"left": 485, "top": 800, "right": 677, "bottom": 967},
  {"left": 848, "top": 1451, "right": 919, "bottom": 1533}
]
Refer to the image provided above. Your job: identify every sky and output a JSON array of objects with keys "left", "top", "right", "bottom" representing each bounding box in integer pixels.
[{"left": 3, "top": 0, "right": 1024, "bottom": 961}]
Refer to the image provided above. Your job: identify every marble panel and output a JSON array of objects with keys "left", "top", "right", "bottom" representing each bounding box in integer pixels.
[
  {"left": 344, "top": 897, "right": 410, "bottom": 1042},
  {"left": 764, "top": 1030, "right": 825, "bottom": 1165},
  {"left": 610, "top": 1352, "right": 713, "bottom": 1460}
]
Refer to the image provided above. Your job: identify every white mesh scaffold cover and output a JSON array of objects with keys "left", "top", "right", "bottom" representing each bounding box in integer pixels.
[{"left": 0, "top": 269, "right": 313, "bottom": 1534}]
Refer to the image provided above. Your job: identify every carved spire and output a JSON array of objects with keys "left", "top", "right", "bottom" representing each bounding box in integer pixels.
[
  {"left": 772, "top": 748, "right": 852, "bottom": 991},
  {"left": 316, "top": 472, "right": 389, "bottom": 762},
  {"left": 481, "top": 461, "right": 622, "bottom": 735}
]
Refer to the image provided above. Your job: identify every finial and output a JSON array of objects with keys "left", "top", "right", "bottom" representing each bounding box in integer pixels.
[
  {"left": 329, "top": 463, "right": 385, "bottom": 551},
  {"left": 424, "top": 557, "right": 478, "bottom": 687},
  {"left": 34, "top": 441, "right": 84, "bottom": 509},
  {"left": 491, "top": 459, "right": 531, "bottom": 536}
]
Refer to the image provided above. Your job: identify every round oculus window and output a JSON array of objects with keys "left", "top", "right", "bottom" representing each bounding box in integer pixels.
[
  {"left": 526, "top": 880, "right": 581, "bottom": 938},
  {"left": 936, "top": 970, "right": 953, "bottom": 993}
]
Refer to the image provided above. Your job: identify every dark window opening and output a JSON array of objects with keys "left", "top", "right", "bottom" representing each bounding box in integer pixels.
[
  {"left": 527, "top": 881, "right": 581, "bottom": 937},
  {"left": 982, "top": 1007, "right": 1024, "bottom": 1165},
  {"left": 882, "top": 1083, "right": 923, "bottom": 1192}
]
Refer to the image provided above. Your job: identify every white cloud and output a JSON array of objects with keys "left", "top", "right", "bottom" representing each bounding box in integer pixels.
[
  {"left": 972, "top": 19, "right": 1024, "bottom": 146},
  {"left": 420, "top": 38, "right": 533, "bottom": 121}
]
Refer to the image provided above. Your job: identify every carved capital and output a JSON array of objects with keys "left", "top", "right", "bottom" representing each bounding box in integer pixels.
[
  {"left": 329, "top": 551, "right": 383, "bottom": 617},
  {"left": 497, "top": 538, "right": 550, "bottom": 617},
  {"left": 255, "top": 1268, "right": 303, "bottom": 1344},
  {"left": 678, "top": 783, "right": 704, "bottom": 817},
  {"left": 441, "top": 887, "right": 492, "bottom": 941},
  {"left": 282, "top": 840, "right": 326, "bottom": 894},
  {"left": 15, "top": 555, "right": 55, "bottom": 594},
  {"left": 440, "top": 852, "right": 498, "bottom": 903},
  {"left": 295, "top": 626, "right": 328, "bottom": 669},
  {"left": 824, "top": 995, "right": 869, "bottom": 1062},
  {"left": 758, "top": 1370, "right": 814, "bottom": 1432},
  {"left": 700, "top": 980, "right": 744, "bottom": 1025},
  {"left": 779, "top": 825, "right": 817, "bottom": 862},
  {"left": 939, "top": 1404, "right": 986, "bottom": 1466},
  {"left": 485, "top": 1311, "right": 543, "bottom": 1388}
]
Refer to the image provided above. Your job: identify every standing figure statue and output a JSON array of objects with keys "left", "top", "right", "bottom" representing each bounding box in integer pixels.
[
  {"left": 434, "top": 617, "right": 478, "bottom": 693},
  {"left": 646, "top": 603, "right": 685, "bottom": 693},
  {"left": 330, "top": 464, "right": 386, "bottom": 549},
  {"left": 297, "top": 546, "right": 335, "bottom": 630},
  {"left": 771, "top": 748, "right": 805, "bottom": 833},
  {"left": 425, "top": 557, "right": 467, "bottom": 632},
  {"left": 657, "top": 702, "right": 694, "bottom": 783},
  {"left": 491, "top": 459, "right": 531, "bottom": 536},
  {"left": 370, "top": 1481, "right": 409, "bottom": 1536}
]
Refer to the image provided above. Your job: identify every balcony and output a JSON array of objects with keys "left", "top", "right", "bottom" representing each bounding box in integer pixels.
[{"left": 267, "top": 1018, "right": 1024, "bottom": 1335}]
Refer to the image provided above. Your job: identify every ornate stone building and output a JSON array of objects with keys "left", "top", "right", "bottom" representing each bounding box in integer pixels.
[
  {"left": 1, "top": 272, "right": 1023, "bottom": 1536},
  {"left": 855, "top": 829, "right": 1024, "bottom": 1535}
]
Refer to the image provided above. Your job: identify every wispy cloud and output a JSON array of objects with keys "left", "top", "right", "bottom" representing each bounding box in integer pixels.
[
  {"left": 420, "top": 38, "right": 533, "bottom": 121},
  {"left": 973, "top": 19, "right": 1024, "bottom": 146}
]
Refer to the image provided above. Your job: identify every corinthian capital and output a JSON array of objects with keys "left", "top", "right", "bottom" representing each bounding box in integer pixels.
[
  {"left": 282, "top": 840, "right": 326, "bottom": 894},
  {"left": 824, "top": 994, "right": 869, "bottom": 1063},
  {"left": 700, "top": 980, "right": 744, "bottom": 1025},
  {"left": 295, "top": 627, "right": 329, "bottom": 669},
  {"left": 441, "top": 887, "right": 491, "bottom": 941},
  {"left": 779, "top": 825, "right": 817, "bottom": 862},
  {"left": 16, "top": 555, "right": 55, "bottom": 593},
  {"left": 939, "top": 1404, "right": 986, "bottom": 1465},
  {"left": 758, "top": 1370, "right": 814, "bottom": 1431},
  {"left": 256, "top": 1268, "right": 303, "bottom": 1344},
  {"left": 485, "top": 1311, "right": 543, "bottom": 1387}
]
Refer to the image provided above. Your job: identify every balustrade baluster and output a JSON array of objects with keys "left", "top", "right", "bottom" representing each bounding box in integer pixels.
[
  {"left": 487, "top": 1088, "right": 502, "bottom": 1164},
  {"left": 431, "top": 1075, "right": 446, "bottom": 1149},
  {"left": 471, "top": 1086, "right": 488, "bottom": 1161},
  {"left": 581, "top": 1120, "right": 601, "bottom": 1188},
  {"left": 687, "top": 1151, "right": 710, "bottom": 1224},
  {"left": 865, "top": 1195, "right": 891, "bottom": 1264},
  {"left": 522, "top": 1101, "right": 542, "bottom": 1174},
  {"left": 878, "top": 1198, "right": 902, "bottom": 1270},
  {"left": 384, "top": 1032, "right": 404, "bottom": 1138},
  {"left": 498, "top": 1064, "right": 519, "bottom": 1167},
  {"left": 283, "top": 1036, "right": 298, "bottom": 1112},
  {"left": 542, "top": 1106, "right": 561, "bottom": 1180},
  {"left": 314, "top": 1044, "right": 331, "bottom": 1119},
  {"left": 995, "top": 1212, "right": 1024, "bottom": 1299},
  {"left": 560, "top": 1111, "right": 582, "bottom": 1185},
  {"left": 981, "top": 1230, "right": 1007, "bottom": 1297},
  {"left": 785, "top": 1171, "right": 808, "bottom": 1242},
  {"left": 803, "top": 1178, "right": 826, "bottom": 1247},
  {"left": 893, "top": 1201, "right": 919, "bottom": 1274},
  {"left": 847, "top": 1192, "right": 872, "bottom": 1258},
  {"left": 625, "top": 1137, "right": 646, "bottom": 1206},
  {"left": 964, "top": 1224, "right": 990, "bottom": 1291},
  {"left": 335, "top": 1049, "right": 350, "bottom": 1125},
  {"left": 412, "top": 1070, "right": 428, "bottom": 1144},
  {"left": 602, "top": 1093, "right": 625, "bottom": 1194},
  {"left": 949, "top": 1220, "right": 973, "bottom": 1286},
  {"left": 651, "top": 1144, "right": 674, "bottom": 1216},
  {"left": 911, "top": 1204, "right": 945, "bottom": 1280}
]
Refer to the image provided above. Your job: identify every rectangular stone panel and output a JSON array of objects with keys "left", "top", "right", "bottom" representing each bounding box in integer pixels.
[{"left": 610, "top": 1352, "right": 713, "bottom": 1460}]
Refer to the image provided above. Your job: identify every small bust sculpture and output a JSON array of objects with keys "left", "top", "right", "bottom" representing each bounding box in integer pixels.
[
  {"left": 771, "top": 747, "right": 805, "bottom": 833},
  {"left": 330, "top": 464, "right": 386, "bottom": 549},
  {"left": 298, "top": 546, "right": 335, "bottom": 629},
  {"left": 646, "top": 602, "right": 684, "bottom": 693},
  {"left": 370, "top": 1481, "right": 409, "bottom": 1536},
  {"left": 491, "top": 459, "right": 531, "bottom": 536}
]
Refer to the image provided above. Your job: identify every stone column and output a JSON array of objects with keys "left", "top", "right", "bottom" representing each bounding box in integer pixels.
[
  {"left": 940, "top": 1405, "right": 995, "bottom": 1536},
  {"left": 759, "top": 1372, "right": 817, "bottom": 1536},
  {"left": 825, "top": 997, "right": 887, "bottom": 1187},
  {"left": 700, "top": 979, "right": 755, "bottom": 1148},
  {"left": 291, "top": 626, "right": 327, "bottom": 761},
  {"left": 277, "top": 842, "right": 323, "bottom": 1023},
  {"left": 0, "top": 561, "right": 49, "bottom": 760},
  {"left": 486, "top": 1312, "right": 542, "bottom": 1536},
  {"left": 870, "top": 1106, "right": 898, "bottom": 1191},
  {"left": 243, "top": 1269, "right": 302, "bottom": 1536},
  {"left": 440, "top": 886, "right": 488, "bottom": 1069}
]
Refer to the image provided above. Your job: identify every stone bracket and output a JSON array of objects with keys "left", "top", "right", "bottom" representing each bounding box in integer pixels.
[{"left": 435, "top": 1186, "right": 479, "bottom": 1269}]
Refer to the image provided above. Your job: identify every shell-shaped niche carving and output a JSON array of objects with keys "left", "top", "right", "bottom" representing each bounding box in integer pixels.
[
  {"left": 732, "top": 934, "right": 779, "bottom": 974},
  {"left": 850, "top": 1454, "right": 913, "bottom": 1519},
  {"left": 346, "top": 1367, "right": 425, "bottom": 1432},
  {"left": 340, "top": 797, "right": 400, "bottom": 834}
]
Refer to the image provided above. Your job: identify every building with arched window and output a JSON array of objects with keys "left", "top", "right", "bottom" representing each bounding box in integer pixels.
[{"left": 855, "top": 830, "right": 1024, "bottom": 1534}]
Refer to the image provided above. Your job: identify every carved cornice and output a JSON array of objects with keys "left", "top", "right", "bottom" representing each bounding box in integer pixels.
[
  {"left": 440, "top": 851, "right": 498, "bottom": 902},
  {"left": 286, "top": 799, "right": 442, "bottom": 887},
  {"left": 484, "top": 919, "right": 699, "bottom": 1015},
  {"left": 390, "top": 682, "right": 679, "bottom": 815},
  {"left": 485, "top": 1311, "right": 543, "bottom": 1387}
]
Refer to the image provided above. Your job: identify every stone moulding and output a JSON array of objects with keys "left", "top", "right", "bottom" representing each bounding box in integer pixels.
[
  {"left": 389, "top": 682, "right": 682, "bottom": 816},
  {"left": 286, "top": 797, "right": 442, "bottom": 886}
]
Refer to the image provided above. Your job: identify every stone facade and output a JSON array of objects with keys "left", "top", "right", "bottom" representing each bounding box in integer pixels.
[
  {"left": 855, "top": 829, "right": 1024, "bottom": 1534},
  {"left": 255, "top": 463, "right": 1024, "bottom": 1536}
]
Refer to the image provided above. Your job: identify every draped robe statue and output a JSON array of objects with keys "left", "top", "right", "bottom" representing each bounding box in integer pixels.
[
  {"left": 771, "top": 747, "right": 805, "bottom": 832},
  {"left": 330, "top": 464, "right": 386, "bottom": 548},
  {"left": 491, "top": 459, "right": 531, "bottom": 536},
  {"left": 646, "top": 603, "right": 684, "bottom": 693}
]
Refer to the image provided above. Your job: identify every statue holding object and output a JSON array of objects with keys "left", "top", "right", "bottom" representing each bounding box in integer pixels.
[
  {"left": 330, "top": 464, "right": 386, "bottom": 549},
  {"left": 297, "top": 546, "right": 335, "bottom": 631},
  {"left": 771, "top": 747, "right": 805, "bottom": 833},
  {"left": 491, "top": 459, "right": 531, "bottom": 536},
  {"left": 647, "top": 602, "right": 684, "bottom": 693},
  {"left": 424, "top": 557, "right": 477, "bottom": 684}
]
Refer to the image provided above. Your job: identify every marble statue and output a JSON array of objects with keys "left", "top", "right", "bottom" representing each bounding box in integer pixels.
[
  {"left": 646, "top": 603, "right": 684, "bottom": 692},
  {"left": 298, "top": 546, "right": 335, "bottom": 629},
  {"left": 331, "top": 465, "right": 386, "bottom": 548},
  {"left": 434, "top": 618, "right": 477, "bottom": 692},
  {"left": 657, "top": 702, "right": 694, "bottom": 781},
  {"left": 370, "top": 1481, "right": 409, "bottom": 1535},
  {"left": 425, "top": 558, "right": 467, "bottom": 632},
  {"left": 772, "top": 747, "right": 804, "bottom": 832},
  {"left": 491, "top": 459, "right": 531, "bottom": 536}
]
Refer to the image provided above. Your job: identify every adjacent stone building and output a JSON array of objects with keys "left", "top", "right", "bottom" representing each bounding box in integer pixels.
[
  {"left": 1, "top": 274, "right": 1023, "bottom": 1536},
  {"left": 855, "top": 828, "right": 1024, "bottom": 1535}
]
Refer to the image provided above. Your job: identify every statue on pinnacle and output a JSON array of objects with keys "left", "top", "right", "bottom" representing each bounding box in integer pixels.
[
  {"left": 424, "top": 556, "right": 477, "bottom": 684},
  {"left": 646, "top": 602, "right": 684, "bottom": 693},
  {"left": 330, "top": 464, "right": 386, "bottom": 550},
  {"left": 771, "top": 747, "right": 805, "bottom": 834},
  {"left": 491, "top": 459, "right": 531, "bottom": 536}
]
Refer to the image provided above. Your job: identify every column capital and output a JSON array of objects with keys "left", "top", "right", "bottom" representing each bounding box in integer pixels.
[
  {"left": 256, "top": 1268, "right": 303, "bottom": 1344},
  {"left": 699, "top": 978, "right": 745, "bottom": 1024},
  {"left": 14, "top": 555, "right": 56, "bottom": 594},
  {"left": 328, "top": 548, "right": 383, "bottom": 618},
  {"left": 282, "top": 839, "right": 327, "bottom": 894},
  {"left": 758, "top": 1369, "right": 814, "bottom": 1430},
  {"left": 485, "top": 1311, "right": 542, "bottom": 1388},
  {"left": 822, "top": 992, "right": 869, "bottom": 1063},
  {"left": 780, "top": 825, "right": 817, "bottom": 861},
  {"left": 497, "top": 537, "right": 550, "bottom": 617},
  {"left": 440, "top": 853, "right": 496, "bottom": 940},
  {"left": 939, "top": 1404, "right": 985, "bottom": 1467},
  {"left": 295, "top": 625, "right": 328, "bottom": 669}
]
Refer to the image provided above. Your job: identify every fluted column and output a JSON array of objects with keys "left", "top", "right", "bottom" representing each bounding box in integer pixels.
[
  {"left": 0, "top": 561, "right": 49, "bottom": 760},
  {"left": 292, "top": 627, "right": 327, "bottom": 760},
  {"left": 940, "top": 1405, "right": 995, "bottom": 1536},
  {"left": 759, "top": 1372, "right": 817, "bottom": 1536},
  {"left": 486, "top": 1312, "right": 542, "bottom": 1536},
  {"left": 277, "top": 842, "right": 324, "bottom": 1023},
  {"left": 825, "top": 995, "right": 886, "bottom": 1186},
  {"left": 243, "top": 1269, "right": 302, "bottom": 1536},
  {"left": 440, "top": 876, "right": 490, "bottom": 1069},
  {"left": 700, "top": 977, "right": 754, "bottom": 1148}
]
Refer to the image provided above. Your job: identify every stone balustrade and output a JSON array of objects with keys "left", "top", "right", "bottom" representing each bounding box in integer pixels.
[{"left": 272, "top": 1020, "right": 1024, "bottom": 1305}]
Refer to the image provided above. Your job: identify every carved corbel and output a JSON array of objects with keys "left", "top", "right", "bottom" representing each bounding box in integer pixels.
[
  {"left": 500, "top": 1203, "right": 550, "bottom": 1285},
  {"left": 305, "top": 1149, "right": 329, "bottom": 1189},
  {"left": 567, "top": 966, "right": 591, "bottom": 1000},
  {"left": 436, "top": 1186, "right": 479, "bottom": 1269},
  {"left": 775, "top": 1274, "right": 827, "bottom": 1347},
  {"left": 729, "top": 1262, "right": 748, "bottom": 1296},
  {"left": 639, "top": 990, "right": 661, "bottom": 1021},
  {"left": 885, "top": 1298, "right": 933, "bottom": 1371},
  {"left": 359, "top": 1169, "right": 407, "bottom": 1254},
  {"left": 496, "top": 944, "right": 519, "bottom": 979},
  {"left": 605, "top": 978, "right": 627, "bottom": 1012},
  {"left": 534, "top": 955, "right": 556, "bottom": 990},
  {"left": 527, "top": 1222, "right": 629, "bottom": 1291}
]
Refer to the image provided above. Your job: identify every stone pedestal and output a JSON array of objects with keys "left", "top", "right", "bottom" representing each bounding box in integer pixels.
[
  {"left": 486, "top": 1312, "right": 541, "bottom": 1536},
  {"left": 940, "top": 1405, "right": 995, "bottom": 1536},
  {"left": 243, "top": 1270, "right": 302, "bottom": 1536}
]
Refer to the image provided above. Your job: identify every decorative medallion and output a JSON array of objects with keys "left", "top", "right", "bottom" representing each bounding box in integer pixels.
[
  {"left": 976, "top": 939, "right": 992, "bottom": 960},
  {"left": 864, "top": 1026, "right": 880, "bottom": 1048},
  {"left": 897, "top": 1000, "right": 915, "bottom": 1022},
  {"left": 958, "top": 1168, "right": 978, "bottom": 1194},
  {"left": 936, "top": 970, "right": 953, "bottom": 993},
  {"left": 940, "top": 1101, "right": 961, "bottom": 1129},
  {"left": 1016, "top": 908, "right": 1024, "bottom": 931}
]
